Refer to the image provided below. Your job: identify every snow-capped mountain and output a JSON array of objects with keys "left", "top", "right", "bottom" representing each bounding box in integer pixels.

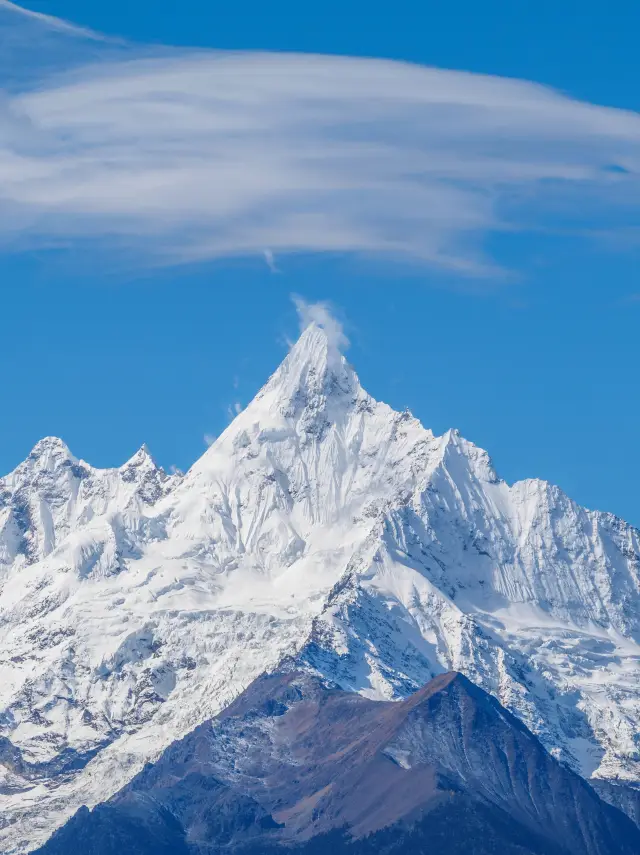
[{"left": 1, "top": 323, "right": 639, "bottom": 852}]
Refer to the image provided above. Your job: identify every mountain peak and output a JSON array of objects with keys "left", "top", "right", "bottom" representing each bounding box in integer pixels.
[
  {"left": 294, "top": 320, "right": 334, "bottom": 354},
  {"left": 282, "top": 321, "right": 345, "bottom": 379},
  {"left": 30, "top": 435, "right": 70, "bottom": 453},
  {"left": 24, "top": 436, "right": 75, "bottom": 470},
  {"left": 408, "top": 670, "right": 527, "bottom": 730},
  {"left": 255, "top": 322, "right": 363, "bottom": 423},
  {"left": 122, "top": 443, "right": 157, "bottom": 470}
]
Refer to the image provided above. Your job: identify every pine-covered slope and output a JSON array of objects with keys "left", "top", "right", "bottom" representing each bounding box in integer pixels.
[{"left": 1, "top": 323, "right": 639, "bottom": 851}]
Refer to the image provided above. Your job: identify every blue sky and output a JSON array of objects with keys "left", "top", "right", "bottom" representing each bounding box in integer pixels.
[{"left": 1, "top": 0, "right": 639, "bottom": 525}]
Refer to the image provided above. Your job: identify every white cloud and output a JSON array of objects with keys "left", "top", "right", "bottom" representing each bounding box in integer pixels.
[
  {"left": 263, "top": 249, "right": 279, "bottom": 273},
  {"left": 224, "top": 401, "right": 243, "bottom": 421},
  {"left": 0, "top": 4, "right": 638, "bottom": 274},
  {"left": 293, "top": 296, "right": 349, "bottom": 351}
]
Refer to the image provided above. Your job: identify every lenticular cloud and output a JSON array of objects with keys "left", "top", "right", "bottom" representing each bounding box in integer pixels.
[{"left": 0, "top": 2, "right": 638, "bottom": 273}]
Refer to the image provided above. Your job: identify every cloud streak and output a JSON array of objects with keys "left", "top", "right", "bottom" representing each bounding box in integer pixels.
[
  {"left": 0, "top": 0, "right": 99, "bottom": 37},
  {"left": 0, "top": 4, "right": 638, "bottom": 274}
]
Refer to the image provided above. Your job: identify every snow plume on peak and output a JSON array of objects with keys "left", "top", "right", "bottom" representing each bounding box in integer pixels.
[
  {"left": 293, "top": 296, "right": 349, "bottom": 353},
  {"left": 288, "top": 298, "right": 351, "bottom": 399}
]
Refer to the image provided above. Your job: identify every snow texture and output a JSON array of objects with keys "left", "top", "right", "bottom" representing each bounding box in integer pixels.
[{"left": 1, "top": 322, "right": 639, "bottom": 852}]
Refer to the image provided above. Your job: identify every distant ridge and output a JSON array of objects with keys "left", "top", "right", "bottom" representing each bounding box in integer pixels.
[{"left": 34, "top": 670, "right": 640, "bottom": 855}]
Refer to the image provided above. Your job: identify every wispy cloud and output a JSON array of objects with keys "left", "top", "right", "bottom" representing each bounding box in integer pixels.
[
  {"left": 0, "top": 0, "right": 100, "bottom": 38},
  {"left": 263, "top": 249, "right": 279, "bottom": 273},
  {"left": 0, "top": 4, "right": 638, "bottom": 274},
  {"left": 0, "top": 0, "right": 119, "bottom": 88},
  {"left": 293, "top": 296, "right": 349, "bottom": 351}
]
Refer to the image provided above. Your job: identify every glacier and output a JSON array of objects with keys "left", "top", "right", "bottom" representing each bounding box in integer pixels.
[{"left": 1, "top": 322, "right": 639, "bottom": 852}]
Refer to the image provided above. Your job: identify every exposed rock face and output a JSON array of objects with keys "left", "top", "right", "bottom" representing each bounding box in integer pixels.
[
  {"left": 34, "top": 671, "right": 640, "bottom": 855},
  {"left": 1, "top": 323, "right": 640, "bottom": 851}
]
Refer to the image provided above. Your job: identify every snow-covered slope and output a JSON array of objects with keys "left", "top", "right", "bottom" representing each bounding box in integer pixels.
[{"left": 1, "top": 323, "right": 639, "bottom": 852}]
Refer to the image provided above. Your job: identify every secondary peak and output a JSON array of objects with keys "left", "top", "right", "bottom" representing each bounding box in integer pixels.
[{"left": 28, "top": 436, "right": 73, "bottom": 463}]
